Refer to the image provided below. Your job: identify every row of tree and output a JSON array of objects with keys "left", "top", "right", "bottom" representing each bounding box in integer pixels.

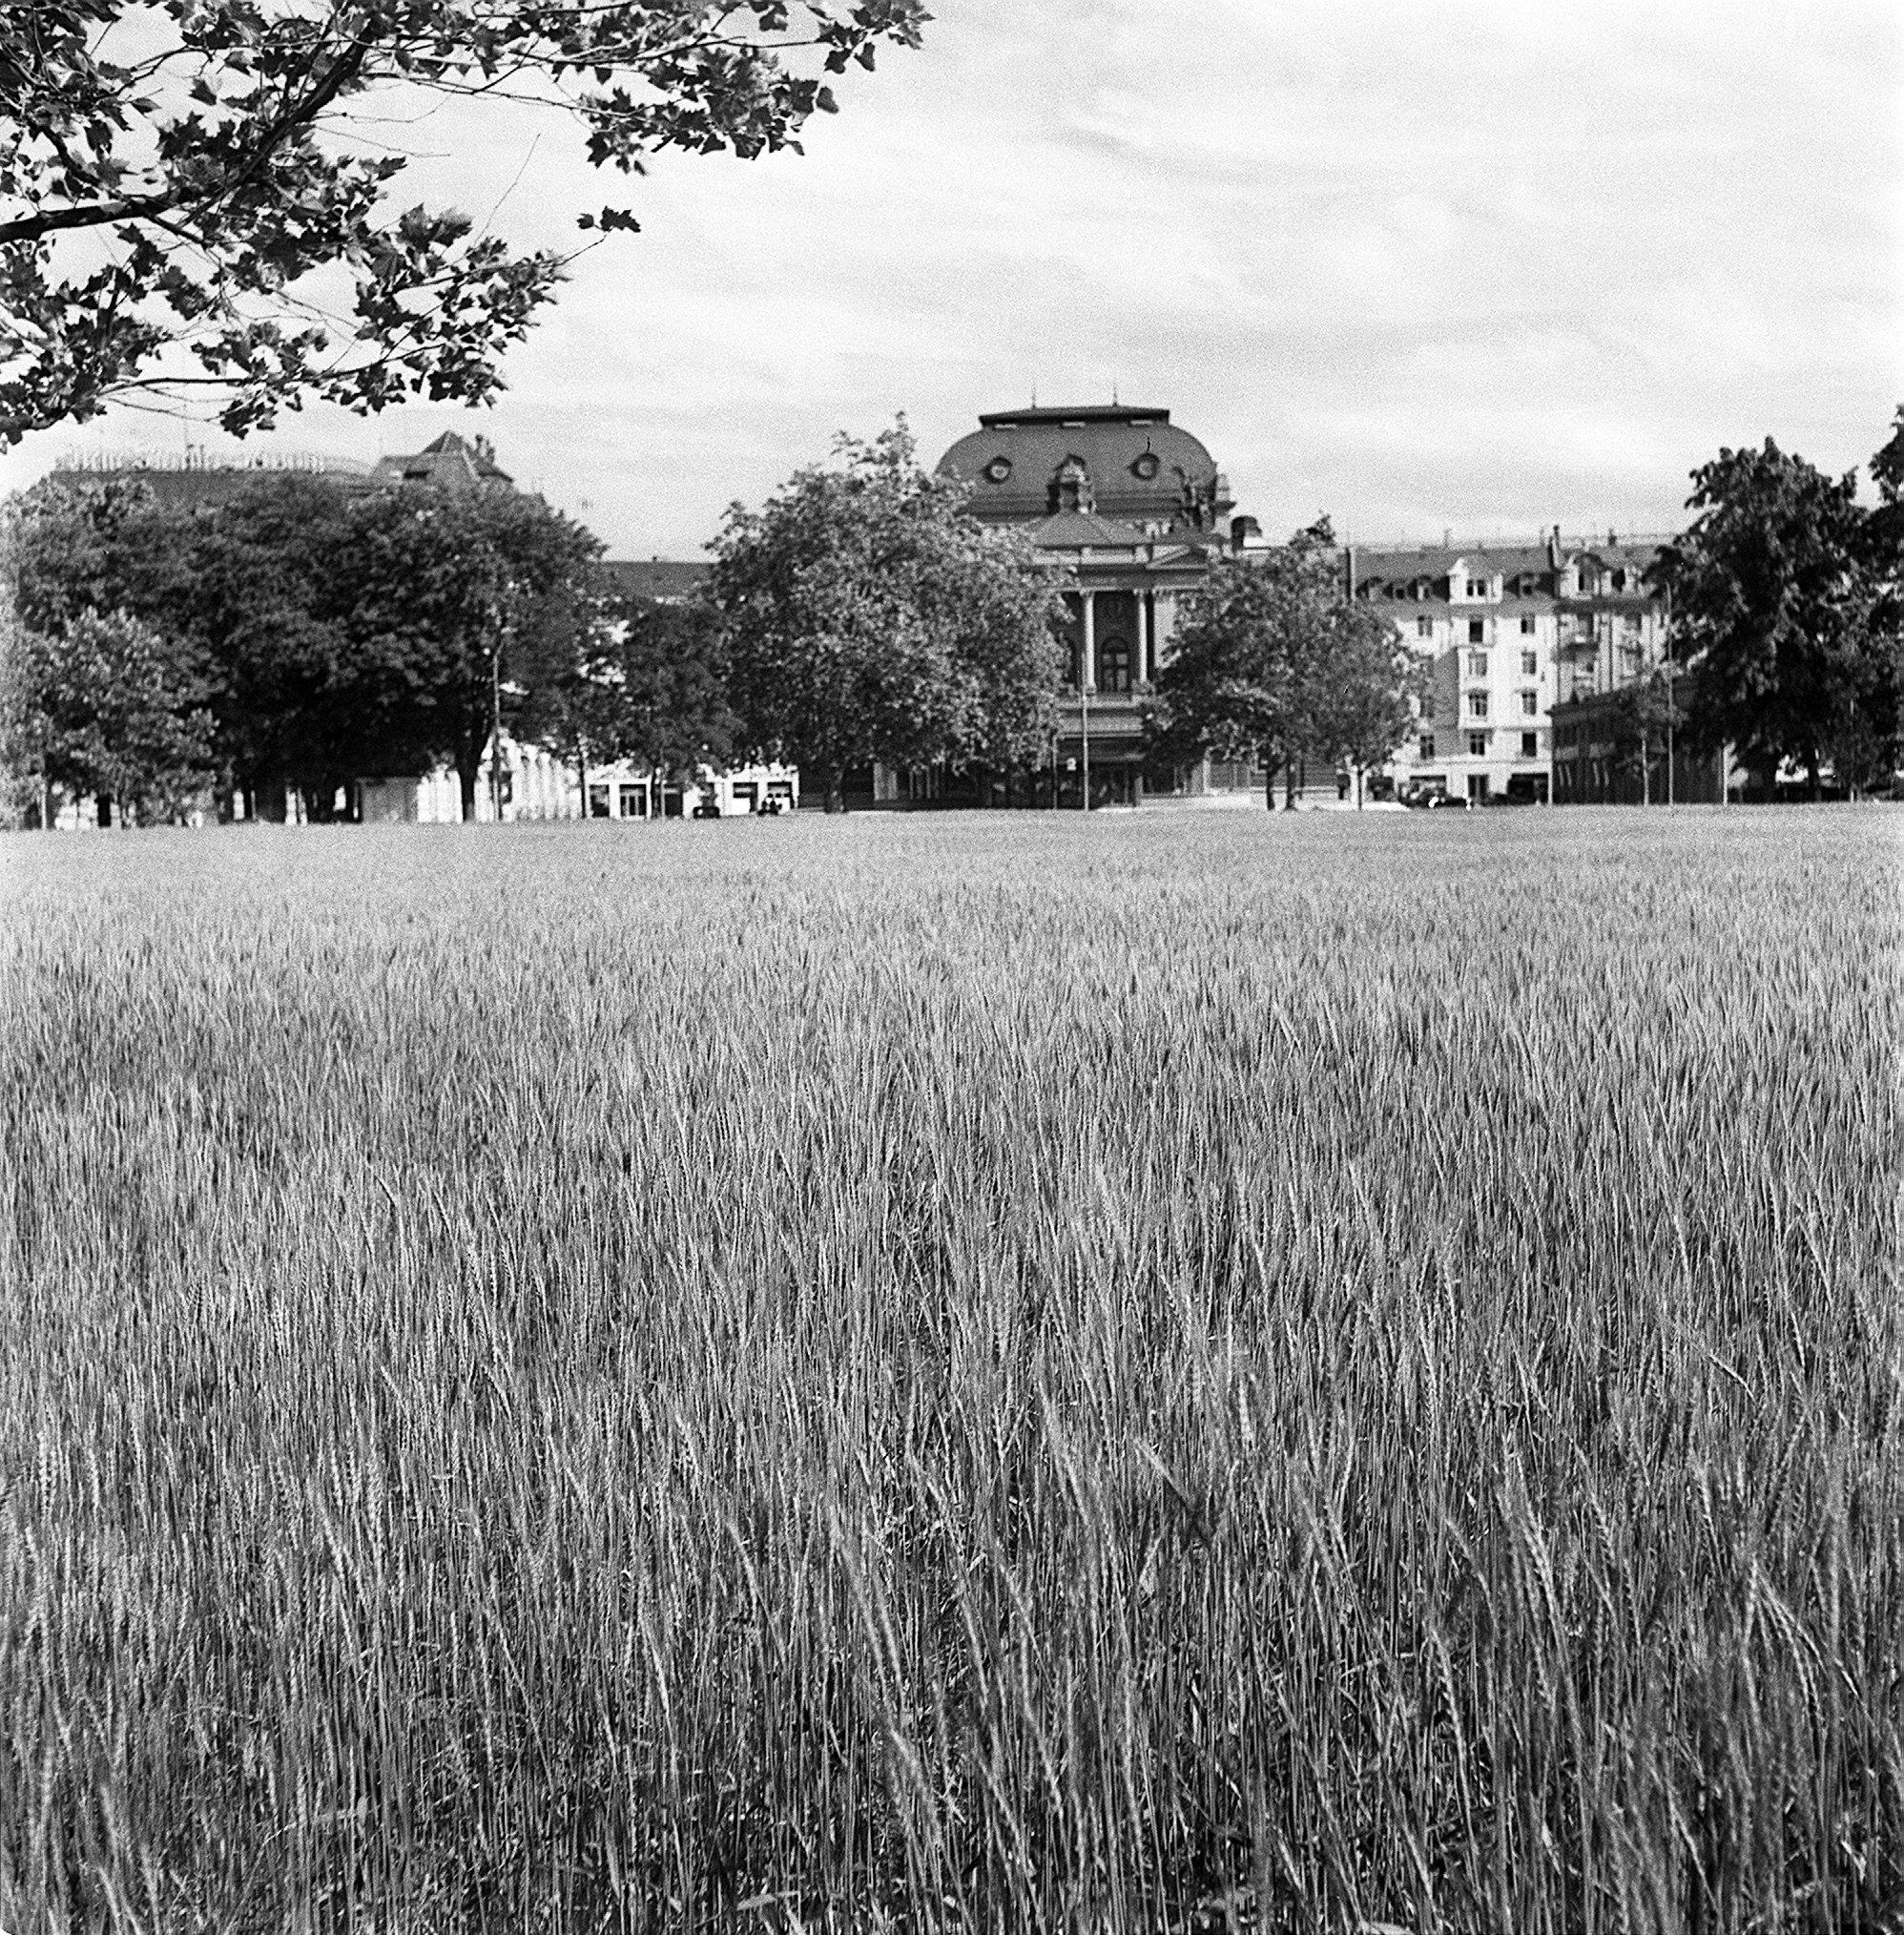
[
  {"left": 1649, "top": 410, "right": 1904, "bottom": 796},
  {"left": 0, "top": 425, "right": 1430, "bottom": 828},
  {"left": 10, "top": 411, "right": 1897, "bottom": 827},
  {"left": 2, "top": 474, "right": 606, "bottom": 823}
]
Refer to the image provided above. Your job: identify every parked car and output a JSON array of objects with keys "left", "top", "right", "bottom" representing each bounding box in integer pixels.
[
  {"left": 692, "top": 798, "right": 723, "bottom": 820},
  {"left": 1402, "top": 788, "right": 1469, "bottom": 811}
]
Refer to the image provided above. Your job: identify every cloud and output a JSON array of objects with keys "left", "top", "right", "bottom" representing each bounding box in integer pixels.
[{"left": 5, "top": 0, "right": 1898, "bottom": 553}]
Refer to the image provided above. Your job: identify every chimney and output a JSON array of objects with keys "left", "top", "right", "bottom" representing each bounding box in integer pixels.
[
  {"left": 1345, "top": 544, "right": 1357, "bottom": 597},
  {"left": 1547, "top": 525, "right": 1562, "bottom": 569},
  {"left": 1230, "top": 513, "right": 1261, "bottom": 553}
]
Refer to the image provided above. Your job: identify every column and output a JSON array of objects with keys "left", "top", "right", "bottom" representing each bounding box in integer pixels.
[
  {"left": 1081, "top": 588, "right": 1097, "bottom": 692},
  {"left": 1135, "top": 589, "right": 1150, "bottom": 683}
]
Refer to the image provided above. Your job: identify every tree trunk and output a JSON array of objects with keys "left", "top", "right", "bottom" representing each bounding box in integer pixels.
[
  {"left": 96, "top": 793, "right": 113, "bottom": 828},
  {"left": 39, "top": 773, "right": 52, "bottom": 832},
  {"left": 575, "top": 740, "right": 589, "bottom": 821},
  {"left": 1264, "top": 762, "right": 1276, "bottom": 812},
  {"left": 1809, "top": 758, "right": 1821, "bottom": 802},
  {"left": 1282, "top": 756, "right": 1294, "bottom": 810},
  {"left": 826, "top": 764, "right": 847, "bottom": 814},
  {"left": 459, "top": 761, "right": 479, "bottom": 822}
]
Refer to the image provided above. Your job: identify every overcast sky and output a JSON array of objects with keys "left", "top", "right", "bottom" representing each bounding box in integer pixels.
[{"left": 6, "top": 0, "right": 1899, "bottom": 557}]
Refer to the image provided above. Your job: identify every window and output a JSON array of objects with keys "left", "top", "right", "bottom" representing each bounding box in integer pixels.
[
  {"left": 618, "top": 783, "right": 644, "bottom": 819},
  {"left": 1099, "top": 636, "right": 1131, "bottom": 695},
  {"left": 1420, "top": 691, "right": 1438, "bottom": 720},
  {"left": 1520, "top": 615, "right": 1536, "bottom": 635},
  {"left": 587, "top": 783, "right": 610, "bottom": 819},
  {"left": 1521, "top": 691, "right": 1538, "bottom": 716},
  {"left": 1521, "top": 650, "right": 1538, "bottom": 676},
  {"left": 1467, "top": 650, "right": 1489, "bottom": 676},
  {"left": 1466, "top": 691, "right": 1488, "bottom": 718},
  {"left": 1419, "top": 734, "right": 1436, "bottom": 760},
  {"left": 1465, "top": 577, "right": 1488, "bottom": 598},
  {"left": 1521, "top": 732, "right": 1539, "bottom": 759},
  {"left": 1611, "top": 569, "right": 1627, "bottom": 593},
  {"left": 1625, "top": 612, "right": 1643, "bottom": 635},
  {"left": 1416, "top": 616, "right": 1432, "bottom": 638},
  {"left": 1468, "top": 734, "right": 1489, "bottom": 759},
  {"left": 1468, "top": 619, "right": 1485, "bottom": 645}
]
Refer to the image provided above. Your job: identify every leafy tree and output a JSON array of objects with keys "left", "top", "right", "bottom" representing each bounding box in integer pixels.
[
  {"left": 1604, "top": 671, "right": 1683, "bottom": 805},
  {"left": 328, "top": 484, "right": 603, "bottom": 818},
  {"left": 712, "top": 423, "right": 1065, "bottom": 811},
  {"left": 3, "top": 476, "right": 198, "bottom": 640},
  {"left": 1, "top": 1, "right": 927, "bottom": 442},
  {"left": 1848, "top": 406, "right": 1904, "bottom": 796},
  {"left": 1651, "top": 435, "right": 1890, "bottom": 796},
  {"left": 166, "top": 475, "right": 366, "bottom": 818},
  {"left": 1149, "top": 517, "right": 1376, "bottom": 808},
  {"left": 1305, "top": 603, "right": 1427, "bottom": 807},
  {"left": 0, "top": 607, "right": 217, "bottom": 824},
  {"left": 5, "top": 471, "right": 360, "bottom": 817},
  {"left": 597, "top": 595, "right": 737, "bottom": 782},
  {"left": 510, "top": 576, "right": 735, "bottom": 807}
]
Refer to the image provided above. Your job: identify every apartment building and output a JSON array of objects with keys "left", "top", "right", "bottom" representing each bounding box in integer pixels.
[{"left": 1352, "top": 531, "right": 1673, "bottom": 803}]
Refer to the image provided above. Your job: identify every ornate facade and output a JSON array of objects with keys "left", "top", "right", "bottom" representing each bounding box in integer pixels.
[
  {"left": 936, "top": 404, "right": 1238, "bottom": 806},
  {"left": 1352, "top": 530, "right": 1707, "bottom": 804}
]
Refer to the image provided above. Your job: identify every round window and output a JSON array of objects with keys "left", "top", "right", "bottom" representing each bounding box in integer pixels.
[
  {"left": 984, "top": 456, "right": 1012, "bottom": 483},
  {"left": 1131, "top": 451, "right": 1160, "bottom": 480}
]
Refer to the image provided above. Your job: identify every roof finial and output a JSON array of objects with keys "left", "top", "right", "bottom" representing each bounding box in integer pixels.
[
  {"left": 1112, "top": 376, "right": 1119, "bottom": 406},
  {"left": 1030, "top": 378, "right": 1037, "bottom": 407}
]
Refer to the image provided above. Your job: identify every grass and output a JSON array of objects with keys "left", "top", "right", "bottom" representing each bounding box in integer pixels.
[{"left": 0, "top": 806, "right": 1898, "bottom": 1934}]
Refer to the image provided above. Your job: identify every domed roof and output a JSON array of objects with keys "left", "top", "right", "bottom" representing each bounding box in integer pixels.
[{"left": 937, "top": 406, "right": 1230, "bottom": 534}]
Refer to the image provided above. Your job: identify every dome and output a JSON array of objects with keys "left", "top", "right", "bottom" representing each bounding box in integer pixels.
[{"left": 937, "top": 406, "right": 1231, "bottom": 535}]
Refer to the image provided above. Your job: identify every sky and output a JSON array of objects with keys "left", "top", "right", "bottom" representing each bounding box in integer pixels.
[{"left": 6, "top": 0, "right": 1900, "bottom": 558}]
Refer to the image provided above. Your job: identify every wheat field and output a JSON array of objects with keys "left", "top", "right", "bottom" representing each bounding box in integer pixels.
[{"left": 1, "top": 807, "right": 1898, "bottom": 1934}]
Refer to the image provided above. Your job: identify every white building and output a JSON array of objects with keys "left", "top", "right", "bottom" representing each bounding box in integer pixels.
[
  {"left": 356, "top": 739, "right": 797, "bottom": 823},
  {"left": 1350, "top": 531, "right": 1674, "bottom": 804}
]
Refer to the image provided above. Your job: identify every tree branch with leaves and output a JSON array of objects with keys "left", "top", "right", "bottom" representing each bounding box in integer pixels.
[{"left": 0, "top": 0, "right": 928, "bottom": 442}]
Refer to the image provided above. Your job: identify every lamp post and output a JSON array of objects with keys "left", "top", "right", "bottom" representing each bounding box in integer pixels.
[
  {"left": 488, "top": 640, "right": 505, "bottom": 822},
  {"left": 1080, "top": 587, "right": 1095, "bottom": 811},
  {"left": 1663, "top": 588, "right": 1675, "bottom": 808},
  {"left": 1080, "top": 683, "right": 1092, "bottom": 810}
]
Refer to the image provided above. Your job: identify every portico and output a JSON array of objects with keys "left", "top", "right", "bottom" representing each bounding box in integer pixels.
[
  {"left": 931, "top": 401, "right": 1242, "bottom": 808},
  {"left": 1034, "top": 520, "right": 1210, "bottom": 805}
]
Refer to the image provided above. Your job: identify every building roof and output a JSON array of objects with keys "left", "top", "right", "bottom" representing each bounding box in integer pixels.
[
  {"left": 1352, "top": 533, "right": 1673, "bottom": 603},
  {"left": 938, "top": 404, "right": 1231, "bottom": 536},
  {"left": 43, "top": 454, "right": 379, "bottom": 509},
  {"left": 1024, "top": 510, "right": 1155, "bottom": 551},
  {"left": 373, "top": 430, "right": 512, "bottom": 489},
  {"left": 600, "top": 558, "right": 710, "bottom": 604}
]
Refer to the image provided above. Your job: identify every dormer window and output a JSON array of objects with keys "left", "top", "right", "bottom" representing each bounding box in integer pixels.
[
  {"left": 983, "top": 456, "right": 1012, "bottom": 484},
  {"left": 1049, "top": 455, "right": 1094, "bottom": 514},
  {"left": 1131, "top": 451, "right": 1160, "bottom": 480}
]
